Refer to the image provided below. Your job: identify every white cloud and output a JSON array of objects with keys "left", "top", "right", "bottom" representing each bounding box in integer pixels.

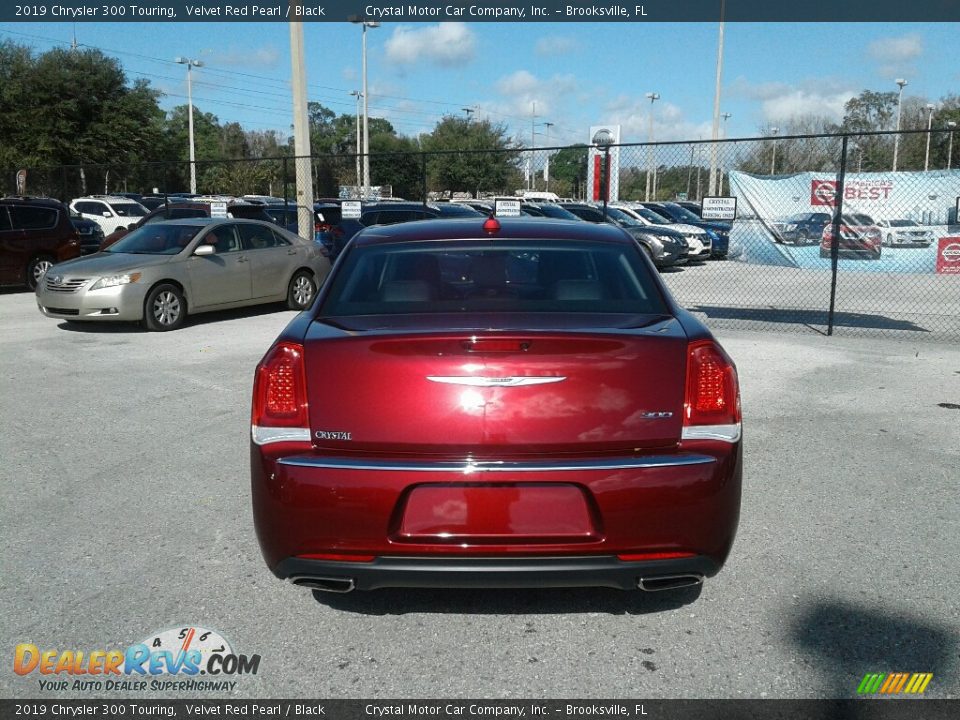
[
  {"left": 602, "top": 94, "right": 713, "bottom": 144},
  {"left": 730, "top": 77, "right": 858, "bottom": 124},
  {"left": 494, "top": 70, "right": 579, "bottom": 122},
  {"left": 868, "top": 34, "right": 923, "bottom": 62},
  {"left": 384, "top": 23, "right": 476, "bottom": 67},
  {"left": 535, "top": 35, "right": 579, "bottom": 57}
]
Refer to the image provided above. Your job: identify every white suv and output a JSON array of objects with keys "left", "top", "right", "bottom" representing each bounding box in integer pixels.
[{"left": 69, "top": 196, "right": 149, "bottom": 235}]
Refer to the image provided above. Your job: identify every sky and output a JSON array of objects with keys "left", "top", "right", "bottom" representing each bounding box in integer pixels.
[{"left": 1, "top": 20, "right": 958, "bottom": 148}]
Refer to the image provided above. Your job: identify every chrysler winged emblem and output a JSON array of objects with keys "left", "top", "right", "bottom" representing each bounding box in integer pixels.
[{"left": 426, "top": 376, "right": 566, "bottom": 387}]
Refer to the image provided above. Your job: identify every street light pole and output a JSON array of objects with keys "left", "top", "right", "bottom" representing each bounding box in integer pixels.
[
  {"left": 350, "top": 90, "right": 362, "bottom": 194},
  {"left": 645, "top": 92, "right": 659, "bottom": 201},
  {"left": 948, "top": 121, "right": 957, "bottom": 170},
  {"left": 719, "top": 113, "right": 731, "bottom": 195},
  {"left": 892, "top": 78, "right": 907, "bottom": 172},
  {"left": 769, "top": 126, "right": 779, "bottom": 175},
  {"left": 924, "top": 104, "right": 935, "bottom": 172},
  {"left": 175, "top": 56, "right": 203, "bottom": 194},
  {"left": 349, "top": 18, "right": 380, "bottom": 198},
  {"left": 708, "top": 0, "right": 726, "bottom": 196}
]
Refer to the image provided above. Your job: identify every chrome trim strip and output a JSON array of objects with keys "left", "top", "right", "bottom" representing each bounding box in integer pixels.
[
  {"left": 426, "top": 376, "right": 566, "bottom": 387},
  {"left": 681, "top": 423, "right": 741, "bottom": 443},
  {"left": 252, "top": 426, "right": 311, "bottom": 446},
  {"left": 276, "top": 454, "right": 715, "bottom": 472}
]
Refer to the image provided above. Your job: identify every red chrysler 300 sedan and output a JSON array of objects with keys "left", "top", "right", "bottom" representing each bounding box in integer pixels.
[{"left": 251, "top": 216, "right": 742, "bottom": 596}]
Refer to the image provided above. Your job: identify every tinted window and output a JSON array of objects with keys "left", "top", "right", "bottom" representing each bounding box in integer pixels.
[
  {"left": 320, "top": 240, "right": 666, "bottom": 317},
  {"left": 9, "top": 206, "right": 58, "bottom": 230},
  {"left": 0, "top": 208, "right": 12, "bottom": 231},
  {"left": 238, "top": 223, "right": 284, "bottom": 249},
  {"left": 661, "top": 203, "right": 702, "bottom": 223},
  {"left": 564, "top": 206, "right": 603, "bottom": 222},
  {"left": 106, "top": 223, "right": 204, "bottom": 254},
  {"left": 227, "top": 205, "right": 273, "bottom": 221},
  {"left": 74, "top": 202, "right": 105, "bottom": 215},
  {"left": 435, "top": 204, "right": 483, "bottom": 218},
  {"left": 202, "top": 225, "right": 242, "bottom": 253}
]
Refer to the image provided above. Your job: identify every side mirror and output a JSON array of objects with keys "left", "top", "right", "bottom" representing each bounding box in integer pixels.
[{"left": 194, "top": 244, "right": 215, "bottom": 256}]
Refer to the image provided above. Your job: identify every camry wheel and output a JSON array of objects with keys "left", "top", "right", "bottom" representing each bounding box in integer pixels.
[
  {"left": 26, "top": 256, "right": 55, "bottom": 290},
  {"left": 287, "top": 270, "right": 317, "bottom": 311},
  {"left": 143, "top": 283, "right": 186, "bottom": 331}
]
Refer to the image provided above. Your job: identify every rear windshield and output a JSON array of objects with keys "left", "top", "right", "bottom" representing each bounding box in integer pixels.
[
  {"left": 319, "top": 239, "right": 667, "bottom": 317},
  {"left": 106, "top": 224, "right": 204, "bottom": 254}
]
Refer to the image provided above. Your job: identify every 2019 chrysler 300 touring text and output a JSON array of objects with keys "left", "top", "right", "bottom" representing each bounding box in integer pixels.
[{"left": 251, "top": 217, "right": 742, "bottom": 596}]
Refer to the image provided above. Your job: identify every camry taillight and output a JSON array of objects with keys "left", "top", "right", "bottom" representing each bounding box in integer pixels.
[
  {"left": 682, "top": 340, "right": 741, "bottom": 443},
  {"left": 251, "top": 342, "right": 310, "bottom": 446}
]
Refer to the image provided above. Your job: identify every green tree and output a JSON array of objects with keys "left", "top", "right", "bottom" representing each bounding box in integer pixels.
[
  {"left": 549, "top": 145, "right": 589, "bottom": 199},
  {"left": 421, "top": 116, "right": 518, "bottom": 196}
]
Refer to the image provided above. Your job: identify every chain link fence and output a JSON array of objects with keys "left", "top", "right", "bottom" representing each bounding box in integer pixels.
[{"left": 5, "top": 129, "right": 958, "bottom": 338}]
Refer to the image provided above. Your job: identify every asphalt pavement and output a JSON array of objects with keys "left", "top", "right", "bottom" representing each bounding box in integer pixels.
[{"left": 1, "top": 288, "right": 957, "bottom": 699}]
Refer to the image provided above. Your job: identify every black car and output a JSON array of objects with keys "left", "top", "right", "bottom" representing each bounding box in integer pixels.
[
  {"left": 560, "top": 203, "right": 688, "bottom": 269},
  {"left": 329, "top": 201, "right": 483, "bottom": 258},
  {"left": 641, "top": 202, "right": 731, "bottom": 258},
  {"left": 68, "top": 208, "right": 105, "bottom": 255},
  {"left": 776, "top": 212, "right": 832, "bottom": 245}
]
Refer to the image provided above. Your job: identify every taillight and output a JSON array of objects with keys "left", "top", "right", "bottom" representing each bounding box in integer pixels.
[
  {"left": 251, "top": 342, "right": 310, "bottom": 446},
  {"left": 682, "top": 340, "right": 741, "bottom": 443}
]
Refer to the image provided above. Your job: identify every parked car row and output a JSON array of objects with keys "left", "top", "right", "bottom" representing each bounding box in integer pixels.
[{"left": 773, "top": 212, "right": 932, "bottom": 256}]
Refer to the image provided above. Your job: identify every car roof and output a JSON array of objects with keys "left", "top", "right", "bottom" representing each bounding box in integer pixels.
[
  {"left": 353, "top": 217, "right": 634, "bottom": 247},
  {"left": 144, "top": 217, "right": 274, "bottom": 227},
  {"left": 1, "top": 195, "right": 67, "bottom": 208}
]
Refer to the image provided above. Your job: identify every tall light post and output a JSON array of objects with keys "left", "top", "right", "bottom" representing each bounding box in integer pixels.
[
  {"left": 462, "top": 107, "right": 474, "bottom": 120},
  {"left": 719, "top": 112, "right": 731, "bottom": 195},
  {"left": 892, "top": 78, "right": 907, "bottom": 172},
  {"left": 924, "top": 104, "right": 936, "bottom": 172},
  {"left": 769, "top": 126, "right": 779, "bottom": 175},
  {"left": 948, "top": 121, "right": 957, "bottom": 170},
  {"left": 175, "top": 56, "right": 203, "bottom": 194},
  {"left": 708, "top": 0, "right": 726, "bottom": 196},
  {"left": 350, "top": 18, "right": 380, "bottom": 198},
  {"left": 544, "top": 121, "right": 554, "bottom": 191},
  {"left": 349, "top": 90, "right": 362, "bottom": 194},
  {"left": 644, "top": 92, "right": 660, "bottom": 201}
]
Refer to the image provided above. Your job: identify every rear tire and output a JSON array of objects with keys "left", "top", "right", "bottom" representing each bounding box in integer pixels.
[
  {"left": 143, "top": 283, "right": 186, "bottom": 331},
  {"left": 26, "top": 255, "right": 55, "bottom": 290},
  {"left": 286, "top": 270, "right": 317, "bottom": 311}
]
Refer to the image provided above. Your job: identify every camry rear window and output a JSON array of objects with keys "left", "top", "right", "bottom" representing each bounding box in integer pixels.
[{"left": 319, "top": 240, "right": 667, "bottom": 317}]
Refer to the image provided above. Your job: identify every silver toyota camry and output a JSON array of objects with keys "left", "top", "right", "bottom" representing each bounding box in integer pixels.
[{"left": 36, "top": 218, "right": 331, "bottom": 331}]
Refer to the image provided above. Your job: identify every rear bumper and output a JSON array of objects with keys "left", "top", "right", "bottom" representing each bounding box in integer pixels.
[
  {"left": 252, "top": 443, "right": 742, "bottom": 585},
  {"left": 275, "top": 554, "right": 720, "bottom": 591}
]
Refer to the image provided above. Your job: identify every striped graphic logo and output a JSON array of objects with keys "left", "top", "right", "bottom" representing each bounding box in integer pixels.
[{"left": 857, "top": 672, "right": 933, "bottom": 695}]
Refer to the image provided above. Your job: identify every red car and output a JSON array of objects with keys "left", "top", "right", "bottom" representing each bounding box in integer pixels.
[
  {"left": 251, "top": 217, "right": 742, "bottom": 596},
  {"left": 820, "top": 213, "right": 882, "bottom": 260}
]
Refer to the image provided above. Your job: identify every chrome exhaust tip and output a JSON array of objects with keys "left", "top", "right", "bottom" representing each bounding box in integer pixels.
[
  {"left": 638, "top": 574, "right": 704, "bottom": 592},
  {"left": 291, "top": 576, "right": 356, "bottom": 593}
]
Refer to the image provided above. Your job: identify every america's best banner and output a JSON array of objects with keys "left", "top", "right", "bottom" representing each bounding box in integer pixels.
[{"left": 724, "top": 170, "right": 960, "bottom": 274}]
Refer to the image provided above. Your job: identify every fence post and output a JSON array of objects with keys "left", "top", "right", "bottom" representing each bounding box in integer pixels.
[
  {"left": 601, "top": 146, "right": 611, "bottom": 220},
  {"left": 282, "top": 156, "right": 289, "bottom": 211},
  {"left": 827, "top": 135, "right": 849, "bottom": 336}
]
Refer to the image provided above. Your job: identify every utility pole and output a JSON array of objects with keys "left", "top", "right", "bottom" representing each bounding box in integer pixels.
[
  {"left": 544, "top": 121, "right": 553, "bottom": 191},
  {"left": 719, "top": 113, "right": 731, "bottom": 195},
  {"left": 769, "top": 126, "right": 779, "bottom": 175},
  {"left": 948, "top": 121, "right": 957, "bottom": 170},
  {"left": 530, "top": 101, "right": 536, "bottom": 191},
  {"left": 645, "top": 92, "right": 660, "bottom": 201},
  {"left": 289, "top": 5, "right": 314, "bottom": 239},
  {"left": 924, "top": 104, "right": 935, "bottom": 172}
]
